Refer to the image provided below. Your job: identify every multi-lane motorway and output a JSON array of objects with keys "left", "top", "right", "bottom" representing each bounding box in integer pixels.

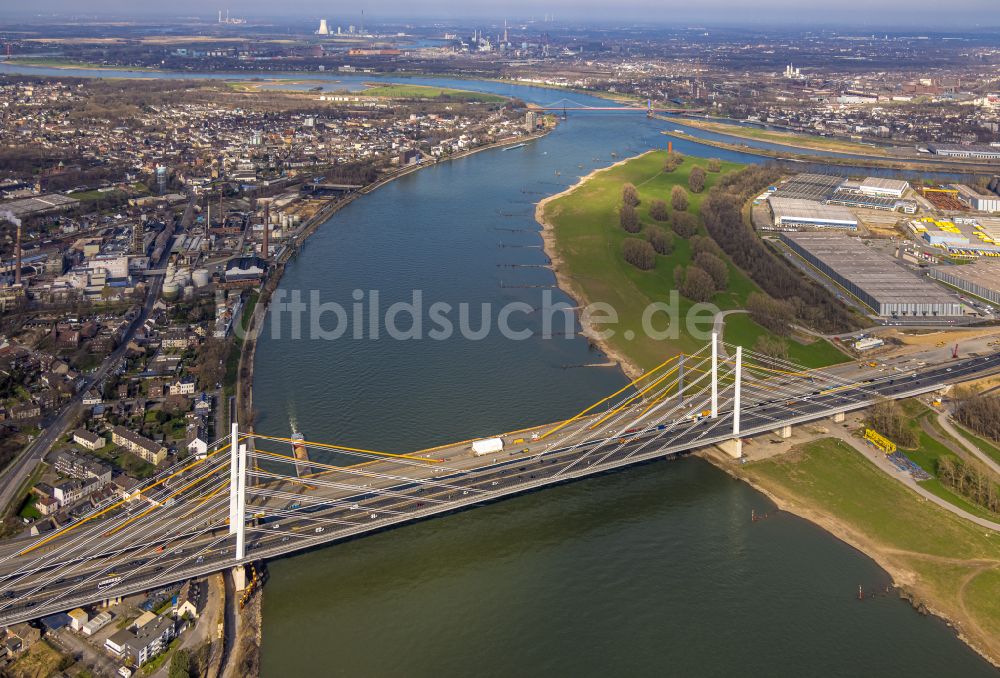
[{"left": 0, "top": 351, "right": 997, "bottom": 626}]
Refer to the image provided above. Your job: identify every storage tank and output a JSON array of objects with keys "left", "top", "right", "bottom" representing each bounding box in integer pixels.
[
  {"left": 192, "top": 269, "right": 210, "bottom": 288},
  {"left": 183, "top": 285, "right": 195, "bottom": 300},
  {"left": 162, "top": 282, "right": 180, "bottom": 300}
]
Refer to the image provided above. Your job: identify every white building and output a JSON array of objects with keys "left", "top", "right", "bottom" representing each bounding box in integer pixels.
[{"left": 859, "top": 177, "right": 909, "bottom": 199}]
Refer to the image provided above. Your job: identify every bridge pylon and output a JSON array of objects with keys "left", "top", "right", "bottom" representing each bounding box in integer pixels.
[
  {"left": 229, "top": 422, "right": 239, "bottom": 534},
  {"left": 717, "top": 345, "right": 743, "bottom": 459}
]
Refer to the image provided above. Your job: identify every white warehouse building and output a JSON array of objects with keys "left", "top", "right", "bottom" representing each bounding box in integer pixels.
[{"left": 858, "top": 177, "right": 909, "bottom": 199}]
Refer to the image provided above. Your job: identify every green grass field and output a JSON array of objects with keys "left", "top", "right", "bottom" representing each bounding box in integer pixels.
[
  {"left": 952, "top": 422, "right": 1000, "bottom": 467},
  {"left": 884, "top": 400, "right": 1000, "bottom": 522},
  {"left": 739, "top": 437, "right": 1000, "bottom": 660},
  {"left": 362, "top": 84, "right": 506, "bottom": 103},
  {"left": 542, "top": 150, "right": 846, "bottom": 371},
  {"left": 722, "top": 313, "right": 851, "bottom": 369},
  {"left": 678, "top": 119, "right": 880, "bottom": 155}
]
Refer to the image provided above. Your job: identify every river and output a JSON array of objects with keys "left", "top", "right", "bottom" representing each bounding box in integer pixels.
[{"left": 1, "top": 62, "right": 996, "bottom": 676}]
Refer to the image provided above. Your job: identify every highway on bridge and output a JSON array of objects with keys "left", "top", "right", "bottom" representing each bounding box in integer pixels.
[{"left": 0, "top": 346, "right": 996, "bottom": 626}]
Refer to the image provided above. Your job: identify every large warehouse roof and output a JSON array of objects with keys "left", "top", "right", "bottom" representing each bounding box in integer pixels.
[
  {"left": 781, "top": 232, "right": 963, "bottom": 316},
  {"left": 771, "top": 174, "right": 845, "bottom": 201},
  {"left": 0, "top": 194, "right": 79, "bottom": 219},
  {"left": 929, "top": 260, "right": 1000, "bottom": 300},
  {"left": 769, "top": 197, "right": 858, "bottom": 227}
]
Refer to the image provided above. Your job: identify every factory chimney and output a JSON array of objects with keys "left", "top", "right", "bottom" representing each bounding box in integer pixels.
[
  {"left": 14, "top": 221, "right": 22, "bottom": 286},
  {"left": 262, "top": 201, "right": 270, "bottom": 258}
]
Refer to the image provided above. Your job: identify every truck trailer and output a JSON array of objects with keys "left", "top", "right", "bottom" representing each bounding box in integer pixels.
[{"left": 472, "top": 437, "right": 504, "bottom": 456}]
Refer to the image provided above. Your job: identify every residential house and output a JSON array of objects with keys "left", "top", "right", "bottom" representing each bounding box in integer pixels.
[
  {"left": 111, "top": 426, "right": 167, "bottom": 465},
  {"left": 72, "top": 428, "right": 105, "bottom": 451}
]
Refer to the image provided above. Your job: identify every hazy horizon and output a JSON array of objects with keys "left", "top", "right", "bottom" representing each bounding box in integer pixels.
[{"left": 3, "top": 1, "right": 998, "bottom": 29}]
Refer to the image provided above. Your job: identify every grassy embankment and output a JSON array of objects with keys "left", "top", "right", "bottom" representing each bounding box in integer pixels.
[
  {"left": 894, "top": 400, "right": 1000, "bottom": 523},
  {"left": 737, "top": 438, "right": 1000, "bottom": 665},
  {"left": 676, "top": 118, "right": 884, "bottom": 155},
  {"left": 3, "top": 57, "right": 155, "bottom": 71},
  {"left": 661, "top": 128, "right": 1000, "bottom": 175},
  {"left": 540, "top": 150, "right": 848, "bottom": 373},
  {"left": 361, "top": 83, "right": 507, "bottom": 103}
]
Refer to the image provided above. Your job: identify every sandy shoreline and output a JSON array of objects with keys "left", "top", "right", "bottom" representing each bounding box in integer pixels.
[{"left": 534, "top": 151, "right": 657, "bottom": 383}]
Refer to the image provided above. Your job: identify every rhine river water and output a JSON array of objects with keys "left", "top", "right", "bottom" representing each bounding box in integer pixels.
[{"left": 0, "top": 62, "right": 995, "bottom": 676}]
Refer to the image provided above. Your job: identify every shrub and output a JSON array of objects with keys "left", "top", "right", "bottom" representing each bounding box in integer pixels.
[
  {"left": 671, "top": 184, "right": 689, "bottom": 212},
  {"left": 680, "top": 265, "right": 716, "bottom": 302},
  {"left": 690, "top": 234, "right": 722, "bottom": 259},
  {"left": 689, "top": 166, "right": 707, "bottom": 193},
  {"left": 707, "top": 158, "right": 722, "bottom": 173},
  {"left": 650, "top": 199, "right": 669, "bottom": 222},
  {"left": 622, "top": 183, "right": 640, "bottom": 207},
  {"left": 663, "top": 151, "right": 685, "bottom": 172},
  {"left": 694, "top": 251, "right": 729, "bottom": 290},
  {"left": 754, "top": 335, "right": 789, "bottom": 361},
  {"left": 646, "top": 226, "right": 674, "bottom": 255},
  {"left": 671, "top": 211, "right": 698, "bottom": 238},
  {"left": 620, "top": 203, "right": 641, "bottom": 233},
  {"left": 623, "top": 238, "right": 656, "bottom": 270}
]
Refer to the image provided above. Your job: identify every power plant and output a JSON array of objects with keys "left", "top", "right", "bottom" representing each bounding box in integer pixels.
[{"left": 317, "top": 19, "right": 330, "bottom": 35}]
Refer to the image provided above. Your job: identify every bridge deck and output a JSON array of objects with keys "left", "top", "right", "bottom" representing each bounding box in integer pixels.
[{"left": 0, "top": 353, "right": 996, "bottom": 625}]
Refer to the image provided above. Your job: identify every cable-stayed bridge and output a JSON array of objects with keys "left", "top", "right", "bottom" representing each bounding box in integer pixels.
[
  {"left": 531, "top": 97, "right": 705, "bottom": 115},
  {"left": 0, "top": 335, "right": 997, "bottom": 626}
]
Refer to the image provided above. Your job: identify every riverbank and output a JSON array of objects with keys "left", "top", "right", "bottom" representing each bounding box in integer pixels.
[
  {"left": 675, "top": 117, "right": 900, "bottom": 155},
  {"left": 708, "top": 438, "right": 1000, "bottom": 667},
  {"left": 661, "top": 128, "right": 1000, "bottom": 175},
  {"left": 535, "top": 153, "right": 652, "bottom": 382}
]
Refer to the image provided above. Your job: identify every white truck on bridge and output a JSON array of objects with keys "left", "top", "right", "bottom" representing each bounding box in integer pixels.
[{"left": 472, "top": 437, "right": 504, "bottom": 456}]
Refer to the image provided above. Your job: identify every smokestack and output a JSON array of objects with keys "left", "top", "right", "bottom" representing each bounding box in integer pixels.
[
  {"left": 262, "top": 202, "right": 270, "bottom": 258},
  {"left": 14, "top": 221, "right": 21, "bottom": 286}
]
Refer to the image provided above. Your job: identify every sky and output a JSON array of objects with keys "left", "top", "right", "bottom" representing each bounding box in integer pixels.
[{"left": 6, "top": 0, "right": 998, "bottom": 28}]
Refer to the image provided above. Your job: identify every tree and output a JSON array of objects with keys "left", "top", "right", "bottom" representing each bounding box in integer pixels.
[
  {"left": 868, "top": 399, "right": 918, "bottom": 448},
  {"left": 623, "top": 238, "right": 656, "bottom": 270},
  {"left": 706, "top": 158, "right": 722, "bottom": 173},
  {"left": 671, "top": 211, "right": 698, "bottom": 238},
  {"left": 194, "top": 337, "right": 228, "bottom": 390},
  {"left": 671, "top": 185, "right": 689, "bottom": 212},
  {"left": 746, "top": 292, "right": 795, "bottom": 335},
  {"left": 620, "top": 203, "right": 641, "bottom": 233},
  {"left": 649, "top": 199, "right": 669, "bottom": 222},
  {"left": 694, "top": 251, "right": 729, "bottom": 290},
  {"left": 622, "top": 183, "right": 640, "bottom": 208},
  {"left": 646, "top": 226, "right": 674, "bottom": 255},
  {"left": 754, "top": 335, "right": 789, "bottom": 361},
  {"left": 690, "top": 234, "right": 722, "bottom": 259},
  {"left": 663, "top": 151, "right": 685, "bottom": 172},
  {"left": 169, "top": 649, "right": 192, "bottom": 678},
  {"left": 680, "top": 265, "right": 716, "bottom": 302},
  {"left": 689, "top": 166, "right": 707, "bottom": 193}
]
